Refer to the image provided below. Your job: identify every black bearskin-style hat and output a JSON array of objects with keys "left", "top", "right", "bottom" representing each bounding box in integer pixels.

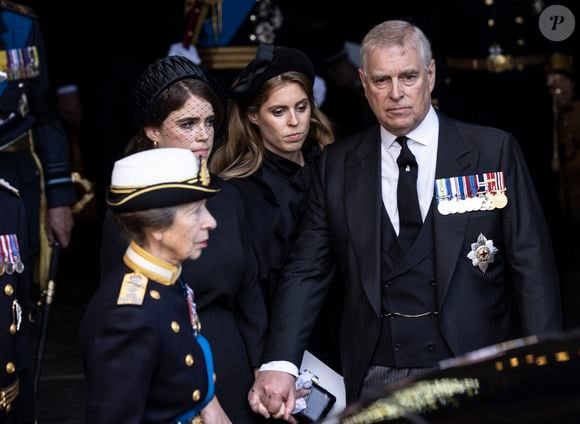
[
  {"left": 133, "top": 55, "right": 207, "bottom": 126},
  {"left": 230, "top": 44, "right": 315, "bottom": 106}
]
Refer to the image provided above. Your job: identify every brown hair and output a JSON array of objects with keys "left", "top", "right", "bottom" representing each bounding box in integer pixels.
[
  {"left": 211, "top": 72, "right": 333, "bottom": 179},
  {"left": 125, "top": 78, "right": 224, "bottom": 155},
  {"left": 114, "top": 206, "right": 178, "bottom": 247}
]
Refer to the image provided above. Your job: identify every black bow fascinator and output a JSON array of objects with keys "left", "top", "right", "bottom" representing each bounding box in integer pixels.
[
  {"left": 230, "top": 44, "right": 315, "bottom": 106},
  {"left": 134, "top": 55, "right": 207, "bottom": 126}
]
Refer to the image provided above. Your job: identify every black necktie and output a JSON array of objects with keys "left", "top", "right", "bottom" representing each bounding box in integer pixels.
[{"left": 395, "top": 136, "right": 422, "bottom": 250}]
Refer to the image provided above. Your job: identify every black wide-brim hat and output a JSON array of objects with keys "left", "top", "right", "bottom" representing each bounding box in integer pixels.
[
  {"left": 230, "top": 44, "right": 315, "bottom": 106},
  {"left": 107, "top": 148, "right": 221, "bottom": 213}
]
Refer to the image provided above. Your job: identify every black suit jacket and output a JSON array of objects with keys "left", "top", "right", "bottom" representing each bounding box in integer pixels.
[{"left": 263, "top": 113, "right": 562, "bottom": 403}]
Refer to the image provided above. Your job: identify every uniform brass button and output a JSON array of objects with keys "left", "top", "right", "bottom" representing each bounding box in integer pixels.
[
  {"left": 515, "top": 16, "right": 524, "bottom": 25},
  {"left": 192, "top": 389, "right": 201, "bottom": 402},
  {"left": 517, "top": 38, "right": 525, "bottom": 47},
  {"left": 171, "top": 321, "right": 180, "bottom": 333},
  {"left": 6, "top": 362, "right": 15, "bottom": 374},
  {"left": 213, "top": 373, "right": 217, "bottom": 383},
  {"left": 149, "top": 290, "right": 160, "bottom": 300},
  {"left": 185, "top": 354, "right": 194, "bottom": 366},
  {"left": 487, "top": 19, "right": 495, "bottom": 28},
  {"left": 484, "top": 0, "right": 493, "bottom": 5},
  {"left": 9, "top": 324, "right": 16, "bottom": 335},
  {"left": 4, "top": 284, "right": 14, "bottom": 296},
  {"left": 249, "top": 34, "right": 257, "bottom": 41},
  {"left": 5, "top": 403, "right": 11, "bottom": 413}
]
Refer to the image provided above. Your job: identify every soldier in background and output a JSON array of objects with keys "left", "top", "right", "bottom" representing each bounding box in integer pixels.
[
  {"left": 0, "top": 178, "right": 33, "bottom": 422},
  {"left": 433, "top": 0, "right": 576, "bottom": 262},
  {"left": 1, "top": 3, "right": 75, "bottom": 419},
  {"left": 0, "top": 0, "right": 75, "bottom": 256}
]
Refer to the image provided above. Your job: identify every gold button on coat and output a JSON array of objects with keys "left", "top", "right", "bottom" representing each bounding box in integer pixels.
[
  {"left": 192, "top": 389, "right": 201, "bottom": 401},
  {"left": 171, "top": 321, "right": 180, "bottom": 333},
  {"left": 149, "top": 290, "right": 160, "bottom": 300},
  {"left": 487, "top": 18, "right": 495, "bottom": 27},
  {"left": 185, "top": 354, "right": 194, "bottom": 366},
  {"left": 484, "top": 0, "right": 493, "bottom": 5},
  {"left": 4, "top": 284, "right": 14, "bottom": 296},
  {"left": 9, "top": 324, "right": 16, "bottom": 335},
  {"left": 6, "top": 362, "right": 15, "bottom": 374},
  {"left": 515, "top": 16, "right": 524, "bottom": 25}
]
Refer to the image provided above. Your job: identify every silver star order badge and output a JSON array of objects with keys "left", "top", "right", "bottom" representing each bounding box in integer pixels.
[{"left": 467, "top": 233, "right": 498, "bottom": 273}]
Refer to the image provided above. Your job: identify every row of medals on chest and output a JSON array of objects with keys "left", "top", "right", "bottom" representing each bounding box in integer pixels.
[
  {"left": 436, "top": 172, "right": 508, "bottom": 215},
  {"left": 0, "top": 234, "right": 25, "bottom": 276}
]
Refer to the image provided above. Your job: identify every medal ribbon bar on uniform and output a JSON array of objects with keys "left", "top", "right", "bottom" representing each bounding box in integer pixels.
[
  {"left": 0, "top": 46, "right": 40, "bottom": 81},
  {"left": 435, "top": 171, "right": 508, "bottom": 215}
]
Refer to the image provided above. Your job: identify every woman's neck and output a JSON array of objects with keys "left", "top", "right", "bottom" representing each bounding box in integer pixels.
[{"left": 265, "top": 147, "right": 304, "bottom": 167}]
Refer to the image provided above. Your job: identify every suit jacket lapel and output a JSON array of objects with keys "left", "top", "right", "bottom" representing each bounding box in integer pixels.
[
  {"left": 345, "top": 126, "right": 382, "bottom": 317},
  {"left": 434, "top": 113, "right": 478, "bottom": 308}
]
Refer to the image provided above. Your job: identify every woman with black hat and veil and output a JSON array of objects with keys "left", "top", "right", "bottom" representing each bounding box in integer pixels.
[
  {"left": 211, "top": 45, "right": 342, "bottom": 413},
  {"left": 81, "top": 148, "right": 230, "bottom": 423},
  {"left": 98, "top": 56, "right": 267, "bottom": 422}
]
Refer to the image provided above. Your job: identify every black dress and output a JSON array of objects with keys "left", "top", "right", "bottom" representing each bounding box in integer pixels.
[
  {"left": 100, "top": 182, "right": 267, "bottom": 423},
  {"left": 233, "top": 146, "right": 343, "bottom": 373}
]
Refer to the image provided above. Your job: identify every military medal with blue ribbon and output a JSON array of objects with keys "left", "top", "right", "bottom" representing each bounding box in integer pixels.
[{"left": 9, "top": 235, "right": 24, "bottom": 273}]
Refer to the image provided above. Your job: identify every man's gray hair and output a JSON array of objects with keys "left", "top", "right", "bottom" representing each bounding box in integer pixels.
[{"left": 360, "top": 20, "right": 432, "bottom": 71}]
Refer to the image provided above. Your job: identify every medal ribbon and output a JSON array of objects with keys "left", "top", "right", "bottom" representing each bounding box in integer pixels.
[
  {"left": 0, "top": 235, "right": 6, "bottom": 265},
  {"left": 495, "top": 171, "right": 506, "bottom": 192}
]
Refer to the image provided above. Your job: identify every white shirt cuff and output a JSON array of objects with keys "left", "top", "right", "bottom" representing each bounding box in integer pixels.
[{"left": 259, "top": 361, "right": 299, "bottom": 378}]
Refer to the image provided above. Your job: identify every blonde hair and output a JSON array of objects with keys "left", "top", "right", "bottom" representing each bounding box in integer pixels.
[{"left": 211, "top": 72, "right": 334, "bottom": 179}]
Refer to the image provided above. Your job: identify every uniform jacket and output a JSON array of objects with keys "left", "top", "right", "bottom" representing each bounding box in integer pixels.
[
  {"left": 99, "top": 182, "right": 267, "bottom": 423},
  {"left": 263, "top": 113, "right": 562, "bottom": 402},
  {"left": 81, "top": 243, "right": 214, "bottom": 423},
  {"left": 0, "top": 181, "right": 29, "bottom": 418}
]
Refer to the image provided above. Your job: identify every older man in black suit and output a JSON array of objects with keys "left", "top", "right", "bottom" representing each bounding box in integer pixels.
[{"left": 248, "top": 20, "right": 561, "bottom": 421}]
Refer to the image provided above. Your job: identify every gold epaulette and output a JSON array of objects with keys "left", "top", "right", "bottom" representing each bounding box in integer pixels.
[
  {"left": 117, "top": 272, "right": 149, "bottom": 305},
  {"left": 547, "top": 53, "right": 574, "bottom": 74},
  {"left": 0, "top": 0, "right": 36, "bottom": 18}
]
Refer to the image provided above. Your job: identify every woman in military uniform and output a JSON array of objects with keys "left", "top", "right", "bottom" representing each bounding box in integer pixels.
[
  {"left": 99, "top": 56, "right": 268, "bottom": 423},
  {"left": 81, "top": 148, "right": 230, "bottom": 423}
]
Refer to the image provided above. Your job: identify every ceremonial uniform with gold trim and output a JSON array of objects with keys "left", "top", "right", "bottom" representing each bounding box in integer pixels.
[
  {"left": 0, "top": 177, "right": 32, "bottom": 423},
  {"left": 0, "top": 1, "right": 75, "bottom": 279},
  {"left": 80, "top": 242, "right": 215, "bottom": 423}
]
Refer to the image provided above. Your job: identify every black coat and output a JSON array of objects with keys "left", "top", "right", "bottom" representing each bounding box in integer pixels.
[
  {"left": 233, "top": 147, "right": 343, "bottom": 372},
  {"left": 99, "top": 182, "right": 267, "bottom": 423},
  {"left": 263, "top": 114, "right": 562, "bottom": 403}
]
